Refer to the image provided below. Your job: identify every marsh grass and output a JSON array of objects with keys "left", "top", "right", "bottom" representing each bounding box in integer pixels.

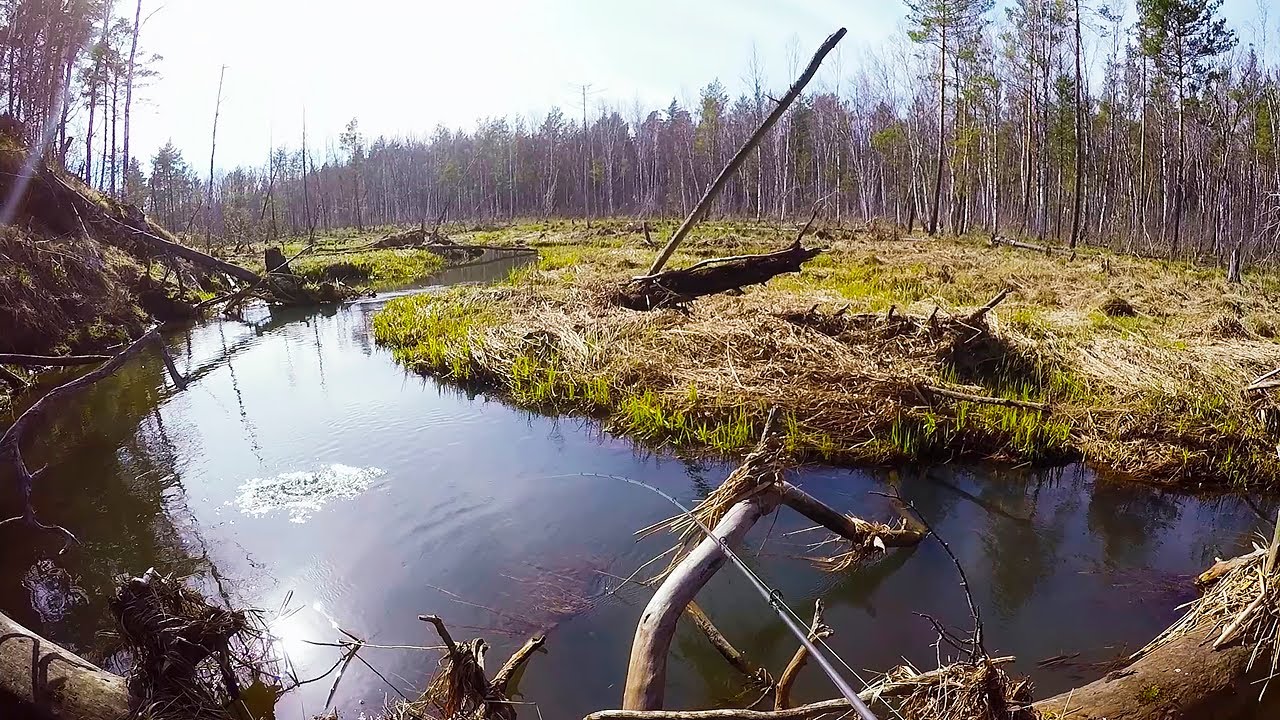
[
  {"left": 292, "top": 249, "right": 445, "bottom": 287},
  {"left": 369, "top": 219, "right": 1280, "bottom": 487}
]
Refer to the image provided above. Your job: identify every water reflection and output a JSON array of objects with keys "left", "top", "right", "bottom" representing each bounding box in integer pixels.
[{"left": 0, "top": 253, "right": 1271, "bottom": 718}]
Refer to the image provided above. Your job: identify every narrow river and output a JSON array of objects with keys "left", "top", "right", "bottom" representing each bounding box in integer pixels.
[{"left": 0, "top": 252, "right": 1270, "bottom": 719}]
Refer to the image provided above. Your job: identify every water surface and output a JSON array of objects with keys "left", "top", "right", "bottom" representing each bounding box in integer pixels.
[{"left": 0, "top": 252, "right": 1269, "bottom": 718}]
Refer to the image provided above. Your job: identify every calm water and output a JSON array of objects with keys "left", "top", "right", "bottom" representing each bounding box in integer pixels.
[{"left": 0, "top": 251, "right": 1270, "bottom": 719}]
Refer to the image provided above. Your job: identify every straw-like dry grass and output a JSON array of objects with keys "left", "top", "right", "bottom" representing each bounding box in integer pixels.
[{"left": 372, "top": 219, "right": 1280, "bottom": 488}]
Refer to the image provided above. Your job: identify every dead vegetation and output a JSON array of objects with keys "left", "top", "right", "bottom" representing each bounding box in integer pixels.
[{"left": 373, "top": 220, "right": 1280, "bottom": 488}]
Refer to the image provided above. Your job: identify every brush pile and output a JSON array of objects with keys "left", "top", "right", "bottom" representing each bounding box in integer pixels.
[
  {"left": 864, "top": 657, "right": 1036, "bottom": 720},
  {"left": 108, "top": 568, "right": 282, "bottom": 719}
]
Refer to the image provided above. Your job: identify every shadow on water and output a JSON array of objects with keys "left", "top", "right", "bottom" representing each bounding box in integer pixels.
[{"left": 0, "top": 249, "right": 1274, "bottom": 718}]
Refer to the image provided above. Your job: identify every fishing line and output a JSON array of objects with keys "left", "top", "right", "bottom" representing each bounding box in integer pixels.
[{"left": 538, "top": 472, "right": 879, "bottom": 720}]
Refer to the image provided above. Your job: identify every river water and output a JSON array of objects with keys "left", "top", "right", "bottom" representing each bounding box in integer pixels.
[{"left": 0, "top": 251, "right": 1271, "bottom": 719}]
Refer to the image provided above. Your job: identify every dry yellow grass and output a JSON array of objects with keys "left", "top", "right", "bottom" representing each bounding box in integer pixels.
[{"left": 373, "top": 219, "right": 1280, "bottom": 488}]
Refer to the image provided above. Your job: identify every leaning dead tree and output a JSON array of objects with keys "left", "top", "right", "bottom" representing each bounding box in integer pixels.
[{"left": 617, "top": 29, "right": 846, "bottom": 311}]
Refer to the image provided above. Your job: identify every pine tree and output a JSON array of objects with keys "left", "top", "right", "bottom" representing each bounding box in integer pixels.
[
  {"left": 1137, "top": 0, "right": 1236, "bottom": 255},
  {"left": 906, "top": 0, "right": 994, "bottom": 236}
]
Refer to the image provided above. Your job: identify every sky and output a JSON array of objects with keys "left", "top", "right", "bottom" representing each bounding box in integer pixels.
[{"left": 126, "top": 0, "right": 1275, "bottom": 173}]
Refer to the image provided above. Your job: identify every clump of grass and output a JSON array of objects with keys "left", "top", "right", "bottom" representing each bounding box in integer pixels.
[
  {"left": 371, "top": 290, "right": 502, "bottom": 379},
  {"left": 293, "top": 249, "right": 444, "bottom": 287},
  {"left": 1099, "top": 293, "right": 1138, "bottom": 317}
]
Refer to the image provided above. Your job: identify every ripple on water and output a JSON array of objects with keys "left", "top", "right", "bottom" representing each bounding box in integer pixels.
[{"left": 233, "top": 464, "right": 385, "bottom": 523}]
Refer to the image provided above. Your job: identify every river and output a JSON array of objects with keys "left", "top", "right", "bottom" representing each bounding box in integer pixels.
[{"left": 0, "top": 251, "right": 1270, "bottom": 719}]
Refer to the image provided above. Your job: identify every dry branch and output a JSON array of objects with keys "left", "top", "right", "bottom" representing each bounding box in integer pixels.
[
  {"left": 774, "top": 600, "right": 830, "bottom": 711},
  {"left": 0, "top": 353, "right": 112, "bottom": 366},
  {"left": 491, "top": 634, "right": 547, "bottom": 696},
  {"left": 1, "top": 327, "right": 186, "bottom": 548},
  {"left": 778, "top": 482, "right": 925, "bottom": 550},
  {"left": 685, "top": 601, "right": 771, "bottom": 686},
  {"left": 918, "top": 384, "right": 1048, "bottom": 412},
  {"left": 588, "top": 699, "right": 853, "bottom": 720},
  {"left": 963, "top": 287, "right": 1013, "bottom": 325},
  {"left": 645, "top": 28, "right": 846, "bottom": 276}
]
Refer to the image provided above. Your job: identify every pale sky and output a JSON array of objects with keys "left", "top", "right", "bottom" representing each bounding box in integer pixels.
[{"left": 126, "top": 0, "right": 1274, "bottom": 173}]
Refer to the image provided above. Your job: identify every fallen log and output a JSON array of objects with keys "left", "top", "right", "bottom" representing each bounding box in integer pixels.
[
  {"left": 615, "top": 244, "right": 824, "bottom": 311},
  {"left": 0, "top": 610, "right": 131, "bottom": 720},
  {"left": 624, "top": 492, "right": 782, "bottom": 710},
  {"left": 918, "top": 383, "right": 1048, "bottom": 412},
  {"left": 1033, "top": 621, "right": 1277, "bottom": 720},
  {"left": 41, "top": 172, "right": 263, "bottom": 285}
]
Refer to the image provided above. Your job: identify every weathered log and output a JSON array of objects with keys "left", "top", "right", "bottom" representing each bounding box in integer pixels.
[
  {"left": 616, "top": 245, "right": 823, "bottom": 311},
  {"left": 623, "top": 492, "right": 782, "bottom": 710},
  {"left": 0, "top": 610, "right": 131, "bottom": 720},
  {"left": 645, "top": 28, "right": 846, "bottom": 276},
  {"left": 1033, "top": 621, "right": 1278, "bottom": 720}
]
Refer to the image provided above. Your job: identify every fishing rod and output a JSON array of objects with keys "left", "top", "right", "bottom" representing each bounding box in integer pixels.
[{"left": 574, "top": 473, "right": 880, "bottom": 720}]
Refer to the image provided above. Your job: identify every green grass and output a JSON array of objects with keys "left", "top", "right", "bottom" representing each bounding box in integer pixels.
[
  {"left": 294, "top": 249, "right": 445, "bottom": 287},
  {"left": 371, "top": 290, "right": 501, "bottom": 378}
]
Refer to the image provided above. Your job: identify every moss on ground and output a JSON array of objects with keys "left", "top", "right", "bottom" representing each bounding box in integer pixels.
[{"left": 367, "top": 218, "right": 1280, "bottom": 488}]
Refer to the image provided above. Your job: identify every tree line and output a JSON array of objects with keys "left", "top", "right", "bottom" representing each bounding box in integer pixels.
[{"left": 5, "top": 0, "right": 1280, "bottom": 269}]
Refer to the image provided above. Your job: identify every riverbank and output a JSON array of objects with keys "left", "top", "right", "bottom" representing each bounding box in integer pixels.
[{"left": 372, "top": 219, "right": 1280, "bottom": 489}]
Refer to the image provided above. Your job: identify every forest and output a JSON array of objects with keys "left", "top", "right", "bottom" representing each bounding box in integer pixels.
[{"left": 5, "top": 0, "right": 1280, "bottom": 266}]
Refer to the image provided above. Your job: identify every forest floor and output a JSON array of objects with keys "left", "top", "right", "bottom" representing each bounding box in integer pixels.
[{"left": 371, "top": 217, "right": 1280, "bottom": 490}]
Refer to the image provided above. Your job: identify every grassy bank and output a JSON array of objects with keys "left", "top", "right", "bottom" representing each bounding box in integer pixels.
[
  {"left": 291, "top": 248, "right": 445, "bottom": 287},
  {"left": 372, "top": 219, "right": 1280, "bottom": 488}
]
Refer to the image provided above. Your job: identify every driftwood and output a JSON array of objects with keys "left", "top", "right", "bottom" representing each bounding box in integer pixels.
[
  {"left": 616, "top": 244, "right": 824, "bottom": 311},
  {"left": 645, "top": 28, "right": 846, "bottom": 276},
  {"left": 0, "top": 610, "right": 132, "bottom": 720},
  {"left": 1, "top": 327, "right": 185, "bottom": 548},
  {"left": 622, "top": 423, "right": 925, "bottom": 710},
  {"left": 624, "top": 492, "right": 782, "bottom": 710}
]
